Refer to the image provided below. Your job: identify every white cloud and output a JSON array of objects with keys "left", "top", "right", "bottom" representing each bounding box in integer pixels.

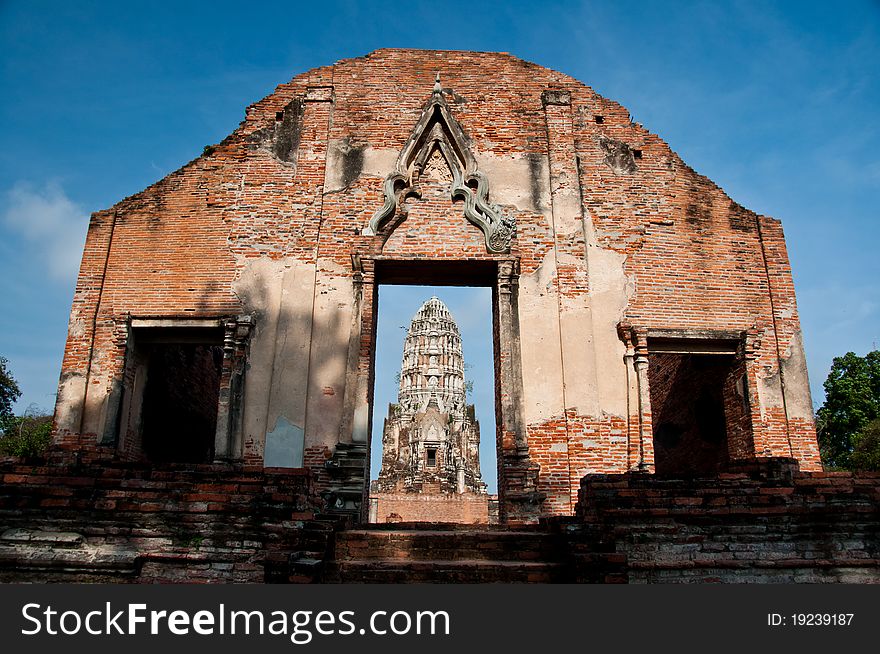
[{"left": 2, "top": 181, "right": 88, "bottom": 283}]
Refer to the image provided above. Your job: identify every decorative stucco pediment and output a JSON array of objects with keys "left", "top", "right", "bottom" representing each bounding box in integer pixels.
[{"left": 363, "top": 74, "right": 515, "bottom": 253}]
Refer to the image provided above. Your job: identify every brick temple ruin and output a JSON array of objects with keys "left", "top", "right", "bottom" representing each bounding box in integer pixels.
[{"left": 1, "top": 49, "right": 877, "bottom": 583}]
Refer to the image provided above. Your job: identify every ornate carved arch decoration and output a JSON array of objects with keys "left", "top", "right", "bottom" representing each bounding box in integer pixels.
[{"left": 363, "top": 75, "right": 515, "bottom": 253}]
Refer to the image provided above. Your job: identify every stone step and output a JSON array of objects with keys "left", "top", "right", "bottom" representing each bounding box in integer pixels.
[
  {"left": 0, "top": 542, "right": 139, "bottom": 579},
  {"left": 361, "top": 521, "right": 548, "bottom": 532},
  {"left": 334, "top": 529, "right": 566, "bottom": 562},
  {"left": 324, "top": 559, "right": 567, "bottom": 583},
  {"left": 1, "top": 527, "right": 84, "bottom": 548}
]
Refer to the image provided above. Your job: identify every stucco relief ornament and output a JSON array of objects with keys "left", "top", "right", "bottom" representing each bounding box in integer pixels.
[{"left": 363, "top": 73, "right": 515, "bottom": 253}]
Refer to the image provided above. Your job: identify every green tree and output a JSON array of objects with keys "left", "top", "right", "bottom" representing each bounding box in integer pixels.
[
  {"left": 0, "top": 359, "right": 52, "bottom": 458},
  {"left": 0, "top": 405, "right": 53, "bottom": 458},
  {"left": 850, "top": 419, "right": 880, "bottom": 471},
  {"left": 816, "top": 350, "right": 880, "bottom": 470},
  {"left": 0, "top": 355, "right": 22, "bottom": 426}
]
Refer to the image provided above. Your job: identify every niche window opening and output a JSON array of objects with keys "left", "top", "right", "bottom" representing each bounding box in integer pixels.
[
  {"left": 115, "top": 318, "right": 252, "bottom": 465},
  {"left": 646, "top": 336, "right": 750, "bottom": 476}
]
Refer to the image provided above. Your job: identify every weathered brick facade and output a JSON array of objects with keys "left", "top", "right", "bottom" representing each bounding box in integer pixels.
[{"left": 51, "top": 48, "right": 820, "bottom": 525}]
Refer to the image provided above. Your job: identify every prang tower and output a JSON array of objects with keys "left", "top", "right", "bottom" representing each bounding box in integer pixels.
[{"left": 374, "top": 297, "right": 486, "bottom": 495}]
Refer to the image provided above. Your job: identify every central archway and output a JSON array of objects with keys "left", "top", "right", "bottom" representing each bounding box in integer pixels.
[{"left": 341, "top": 256, "right": 538, "bottom": 524}]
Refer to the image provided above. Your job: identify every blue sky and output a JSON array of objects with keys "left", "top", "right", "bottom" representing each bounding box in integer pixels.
[{"left": 1, "top": 0, "right": 878, "bottom": 466}]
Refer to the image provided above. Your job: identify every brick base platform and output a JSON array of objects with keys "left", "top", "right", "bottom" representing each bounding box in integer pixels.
[
  {"left": 0, "top": 458, "right": 326, "bottom": 583},
  {"left": 1, "top": 457, "right": 877, "bottom": 582},
  {"left": 572, "top": 458, "right": 880, "bottom": 583},
  {"left": 325, "top": 523, "right": 569, "bottom": 582},
  {"left": 369, "top": 492, "right": 490, "bottom": 524}
]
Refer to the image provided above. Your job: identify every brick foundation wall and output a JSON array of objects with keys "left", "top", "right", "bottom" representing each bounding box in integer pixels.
[
  {"left": 528, "top": 413, "right": 630, "bottom": 516},
  {"left": 1, "top": 456, "right": 875, "bottom": 582},
  {"left": 573, "top": 459, "right": 880, "bottom": 582},
  {"left": 0, "top": 458, "right": 320, "bottom": 583}
]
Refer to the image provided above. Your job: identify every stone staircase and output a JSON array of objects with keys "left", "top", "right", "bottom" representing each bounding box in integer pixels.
[
  {"left": 0, "top": 527, "right": 140, "bottom": 582},
  {"left": 323, "top": 523, "right": 574, "bottom": 583}
]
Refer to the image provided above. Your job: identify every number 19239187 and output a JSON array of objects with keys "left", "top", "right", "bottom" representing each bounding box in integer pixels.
[{"left": 767, "top": 613, "right": 854, "bottom": 627}]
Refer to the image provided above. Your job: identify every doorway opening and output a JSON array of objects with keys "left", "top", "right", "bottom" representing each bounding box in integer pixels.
[
  {"left": 117, "top": 325, "right": 224, "bottom": 463},
  {"left": 368, "top": 278, "right": 498, "bottom": 524}
]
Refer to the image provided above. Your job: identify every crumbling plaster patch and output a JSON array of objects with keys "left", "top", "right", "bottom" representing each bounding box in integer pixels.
[
  {"left": 325, "top": 138, "right": 368, "bottom": 193},
  {"left": 54, "top": 372, "right": 87, "bottom": 434},
  {"left": 233, "top": 256, "right": 314, "bottom": 463},
  {"left": 519, "top": 249, "right": 566, "bottom": 424},
  {"left": 475, "top": 153, "right": 549, "bottom": 214},
  {"left": 303, "top": 260, "right": 355, "bottom": 450},
  {"left": 582, "top": 244, "right": 634, "bottom": 417},
  {"left": 780, "top": 329, "right": 814, "bottom": 420},
  {"left": 343, "top": 146, "right": 399, "bottom": 188}
]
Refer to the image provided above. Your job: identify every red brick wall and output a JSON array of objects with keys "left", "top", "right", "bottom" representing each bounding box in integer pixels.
[{"left": 648, "top": 353, "right": 733, "bottom": 474}]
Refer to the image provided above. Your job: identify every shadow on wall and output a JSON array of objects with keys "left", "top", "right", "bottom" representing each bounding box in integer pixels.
[
  {"left": 108, "top": 259, "right": 353, "bottom": 473},
  {"left": 230, "top": 260, "right": 353, "bottom": 470}
]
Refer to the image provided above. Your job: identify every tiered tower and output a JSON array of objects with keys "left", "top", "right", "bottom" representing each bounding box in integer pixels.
[{"left": 374, "top": 297, "right": 486, "bottom": 495}]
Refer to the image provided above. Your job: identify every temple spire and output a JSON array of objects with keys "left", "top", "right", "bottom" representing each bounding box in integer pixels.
[{"left": 374, "top": 296, "right": 485, "bottom": 497}]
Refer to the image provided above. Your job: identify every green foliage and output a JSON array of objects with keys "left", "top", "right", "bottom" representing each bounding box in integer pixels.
[
  {"left": 185, "top": 535, "right": 205, "bottom": 550},
  {"left": 0, "top": 407, "right": 53, "bottom": 458},
  {"left": 0, "top": 356, "right": 21, "bottom": 421},
  {"left": 850, "top": 419, "right": 880, "bottom": 471},
  {"left": 464, "top": 379, "right": 474, "bottom": 397},
  {"left": 816, "top": 350, "right": 880, "bottom": 470},
  {"left": 202, "top": 144, "right": 216, "bottom": 156}
]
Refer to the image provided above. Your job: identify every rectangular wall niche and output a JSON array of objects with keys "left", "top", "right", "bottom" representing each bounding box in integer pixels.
[
  {"left": 118, "top": 322, "right": 225, "bottom": 464},
  {"left": 647, "top": 337, "right": 748, "bottom": 476}
]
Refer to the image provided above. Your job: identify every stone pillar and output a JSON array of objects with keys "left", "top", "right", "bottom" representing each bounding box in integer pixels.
[
  {"left": 540, "top": 88, "right": 599, "bottom": 421},
  {"left": 631, "top": 326, "right": 653, "bottom": 472},
  {"left": 496, "top": 259, "right": 542, "bottom": 523},
  {"left": 618, "top": 324, "right": 642, "bottom": 470},
  {"left": 724, "top": 331, "right": 759, "bottom": 462},
  {"left": 743, "top": 328, "right": 771, "bottom": 457},
  {"left": 340, "top": 255, "right": 366, "bottom": 447},
  {"left": 214, "top": 315, "right": 253, "bottom": 462},
  {"left": 54, "top": 209, "right": 117, "bottom": 446},
  {"left": 496, "top": 260, "right": 526, "bottom": 452},
  {"left": 753, "top": 216, "right": 819, "bottom": 469},
  {"left": 352, "top": 258, "right": 376, "bottom": 446}
]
